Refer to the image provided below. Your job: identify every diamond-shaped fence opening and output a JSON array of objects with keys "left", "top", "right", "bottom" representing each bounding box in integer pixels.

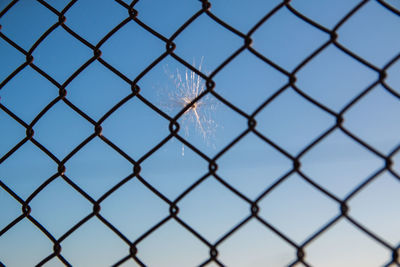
[
  {"left": 100, "top": 19, "right": 166, "bottom": 80},
  {"left": 64, "top": 0, "right": 127, "bottom": 45},
  {"left": 216, "top": 133, "right": 292, "bottom": 199},
  {"left": 214, "top": 50, "right": 287, "bottom": 114},
  {"left": 295, "top": 45, "right": 378, "bottom": 112},
  {"left": 1, "top": 0, "right": 399, "bottom": 266},
  {"left": 252, "top": 6, "right": 330, "bottom": 72},
  {"left": 217, "top": 219, "right": 295, "bottom": 267},
  {"left": 337, "top": 0, "right": 400, "bottom": 68},
  {"left": 135, "top": 0, "right": 200, "bottom": 37},
  {"left": 0, "top": 36, "right": 25, "bottom": 82},
  {"left": 0, "top": 67, "right": 59, "bottom": 123},
  {"left": 0, "top": 0, "right": 56, "bottom": 50},
  {"left": 32, "top": 26, "right": 94, "bottom": 84}
]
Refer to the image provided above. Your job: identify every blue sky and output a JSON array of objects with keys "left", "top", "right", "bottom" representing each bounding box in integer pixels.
[{"left": 1, "top": 0, "right": 400, "bottom": 266}]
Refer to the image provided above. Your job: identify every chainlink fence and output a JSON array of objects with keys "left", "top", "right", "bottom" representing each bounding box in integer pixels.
[{"left": 1, "top": 0, "right": 400, "bottom": 266}]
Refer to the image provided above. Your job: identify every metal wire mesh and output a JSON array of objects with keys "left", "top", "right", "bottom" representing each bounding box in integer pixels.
[{"left": 1, "top": 0, "right": 400, "bottom": 266}]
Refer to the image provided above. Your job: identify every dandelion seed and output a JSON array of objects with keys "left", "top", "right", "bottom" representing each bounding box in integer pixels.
[{"left": 161, "top": 58, "right": 217, "bottom": 155}]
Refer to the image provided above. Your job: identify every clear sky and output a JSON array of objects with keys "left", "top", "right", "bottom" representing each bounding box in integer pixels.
[{"left": 1, "top": 0, "right": 400, "bottom": 266}]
